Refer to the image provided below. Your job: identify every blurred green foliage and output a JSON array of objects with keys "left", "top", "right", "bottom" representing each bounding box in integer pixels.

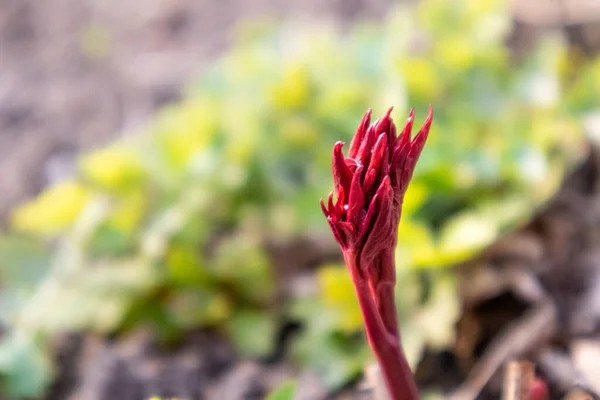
[
  {"left": 266, "top": 381, "right": 297, "bottom": 400},
  {"left": 1, "top": 0, "right": 599, "bottom": 397}
]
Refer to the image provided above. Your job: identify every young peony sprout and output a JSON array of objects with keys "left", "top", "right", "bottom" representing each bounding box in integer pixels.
[{"left": 320, "top": 106, "right": 433, "bottom": 400}]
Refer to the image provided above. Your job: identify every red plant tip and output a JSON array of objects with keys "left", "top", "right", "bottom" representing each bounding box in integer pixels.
[
  {"left": 319, "top": 106, "right": 432, "bottom": 400},
  {"left": 321, "top": 107, "right": 433, "bottom": 259}
]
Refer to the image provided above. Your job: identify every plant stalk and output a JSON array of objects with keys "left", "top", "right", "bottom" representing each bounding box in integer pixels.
[{"left": 346, "top": 253, "right": 419, "bottom": 400}]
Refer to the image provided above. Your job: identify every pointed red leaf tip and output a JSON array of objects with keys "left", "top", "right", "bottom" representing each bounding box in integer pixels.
[
  {"left": 396, "top": 107, "right": 415, "bottom": 152},
  {"left": 348, "top": 109, "right": 372, "bottom": 159},
  {"left": 409, "top": 104, "right": 433, "bottom": 157},
  {"left": 332, "top": 141, "right": 352, "bottom": 195},
  {"left": 322, "top": 106, "right": 433, "bottom": 254}
]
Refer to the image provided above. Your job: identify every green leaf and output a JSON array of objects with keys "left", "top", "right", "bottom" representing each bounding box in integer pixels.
[
  {"left": 167, "top": 288, "right": 231, "bottom": 328},
  {"left": 79, "top": 144, "right": 145, "bottom": 191},
  {"left": 266, "top": 380, "right": 297, "bottom": 400},
  {"left": 0, "top": 333, "right": 52, "bottom": 399},
  {"left": 212, "top": 231, "right": 274, "bottom": 305},
  {"left": 437, "top": 211, "right": 498, "bottom": 263},
  {"left": 291, "top": 329, "right": 368, "bottom": 389},
  {"left": 10, "top": 181, "right": 90, "bottom": 236},
  {"left": 0, "top": 235, "right": 50, "bottom": 288},
  {"left": 317, "top": 265, "right": 362, "bottom": 333},
  {"left": 165, "top": 245, "right": 212, "bottom": 288},
  {"left": 227, "top": 309, "right": 277, "bottom": 357},
  {"left": 22, "top": 258, "right": 157, "bottom": 334},
  {"left": 0, "top": 236, "right": 51, "bottom": 326},
  {"left": 87, "top": 225, "right": 134, "bottom": 257},
  {"left": 400, "top": 272, "right": 459, "bottom": 367}
]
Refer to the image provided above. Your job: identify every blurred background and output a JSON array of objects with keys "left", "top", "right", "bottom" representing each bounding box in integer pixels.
[{"left": 1, "top": 0, "right": 600, "bottom": 399}]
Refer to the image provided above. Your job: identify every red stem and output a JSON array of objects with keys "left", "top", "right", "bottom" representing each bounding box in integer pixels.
[
  {"left": 345, "top": 253, "right": 419, "bottom": 400},
  {"left": 370, "top": 250, "right": 400, "bottom": 338}
]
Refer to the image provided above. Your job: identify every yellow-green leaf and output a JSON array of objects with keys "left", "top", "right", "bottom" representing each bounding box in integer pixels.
[
  {"left": 80, "top": 145, "right": 144, "bottom": 190},
  {"left": 401, "top": 182, "right": 429, "bottom": 216},
  {"left": 228, "top": 310, "right": 277, "bottom": 357},
  {"left": 153, "top": 98, "right": 219, "bottom": 170},
  {"left": 270, "top": 64, "right": 312, "bottom": 110},
  {"left": 106, "top": 189, "right": 145, "bottom": 234},
  {"left": 397, "top": 219, "right": 436, "bottom": 268},
  {"left": 438, "top": 212, "right": 497, "bottom": 263},
  {"left": 266, "top": 381, "right": 297, "bottom": 400},
  {"left": 397, "top": 58, "right": 440, "bottom": 100},
  {"left": 11, "top": 181, "right": 90, "bottom": 235},
  {"left": 166, "top": 245, "right": 211, "bottom": 286},
  {"left": 318, "top": 264, "right": 362, "bottom": 333}
]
